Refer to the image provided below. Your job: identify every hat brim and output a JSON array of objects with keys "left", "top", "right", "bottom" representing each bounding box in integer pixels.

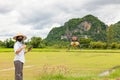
[{"left": 13, "top": 35, "right": 27, "bottom": 40}]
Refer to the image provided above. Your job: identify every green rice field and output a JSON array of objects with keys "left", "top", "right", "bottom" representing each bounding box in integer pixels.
[{"left": 1, "top": 48, "right": 120, "bottom": 80}]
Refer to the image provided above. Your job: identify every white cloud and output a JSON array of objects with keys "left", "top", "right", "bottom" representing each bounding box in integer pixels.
[
  {"left": 91, "top": 4, "right": 120, "bottom": 25},
  {"left": 0, "top": 0, "right": 20, "bottom": 13}
]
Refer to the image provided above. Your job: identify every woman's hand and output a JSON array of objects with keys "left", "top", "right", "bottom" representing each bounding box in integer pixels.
[
  {"left": 28, "top": 46, "right": 33, "bottom": 52},
  {"left": 22, "top": 45, "right": 26, "bottom": 49}
]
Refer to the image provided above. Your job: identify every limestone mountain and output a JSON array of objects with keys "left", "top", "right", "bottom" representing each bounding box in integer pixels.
[{"left": 45, "top": 15, "right": 107, "bottom": 45}]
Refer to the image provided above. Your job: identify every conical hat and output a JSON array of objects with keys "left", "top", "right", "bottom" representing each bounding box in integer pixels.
[{"left": 13, "top": 33, "right": 27, "bottom": 40}]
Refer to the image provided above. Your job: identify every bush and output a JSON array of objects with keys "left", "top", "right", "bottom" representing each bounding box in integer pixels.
[
  {"left": 109, "top": 42, "right": 120, "bottom": 49},
  {"left": 51, "top": 42, "right": 69, "bottom": 49},
  {"left": 90, "top": 41, "right": 107, "bottom": 49},
  {"left": 79, "top": 38, "right": 92, "bottom": 48}
]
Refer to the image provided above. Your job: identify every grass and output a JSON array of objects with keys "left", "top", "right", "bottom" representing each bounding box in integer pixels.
[
  {"left": 37, "top": 74, "right": 97, "bottom": 80},
  {"left": 1, "top": 48, "right": 120, "bottom": 80}
]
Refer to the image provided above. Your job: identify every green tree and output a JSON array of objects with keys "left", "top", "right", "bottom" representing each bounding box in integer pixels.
[
  {"left": 30, "top": 37, "right": 45, "bottom": 48},
  {"left": 107, "top": 25, "right": 114, "bottom": 44},
  {"left": 80, "top": 38, "right": 92, "bottom": 48},
  {"left": 107, "top": 22, "right": 120, "bottom": 43},
  {"left": 4, "top": 38, "right": 15, "bottom": 48},
  {"left": 0, "top": 40, "right": 5, "bottom": 48}
]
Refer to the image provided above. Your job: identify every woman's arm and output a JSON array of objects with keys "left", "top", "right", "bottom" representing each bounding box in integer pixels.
[
  {"left": 25, "top": 46, "right": 32, "bottom": 54},
  {"left": 15, "top": 45, "right": 26, "bottom": 54}
]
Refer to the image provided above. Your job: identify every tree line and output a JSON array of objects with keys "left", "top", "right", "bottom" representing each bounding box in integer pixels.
[
  {"left": 1, "top": 36, "right": 120, "bottom": 49},
  {"left": 0, "top": 37, "right": 46, "bottom": 48}
]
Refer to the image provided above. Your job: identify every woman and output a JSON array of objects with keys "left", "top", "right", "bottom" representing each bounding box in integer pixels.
[{"left": 13, "top": 33, "right": 32, "bottom": 80}]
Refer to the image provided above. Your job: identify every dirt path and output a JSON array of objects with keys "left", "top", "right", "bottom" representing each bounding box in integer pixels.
[{"left": 0, "top": 65, "right": 34, "bottom": 72}]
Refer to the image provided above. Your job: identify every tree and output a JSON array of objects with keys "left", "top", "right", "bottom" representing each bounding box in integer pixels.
[
  {"left": 107, "top": 22, "right": 120, "bottom": 43},
  {"left": 30, "top": 37, "right": 45, "bottom": 48},
  {"left": 107, "top": 25, "right": 114, "bottom": 44},
  {"left": 0, "top": 40, "right": 5, "bottom": 48},
  {"left": 4, "top": 38, "right": 15, "bottom": 48},
  {"left": 80, "top": 38, "right": 92, "bottom": 48}
]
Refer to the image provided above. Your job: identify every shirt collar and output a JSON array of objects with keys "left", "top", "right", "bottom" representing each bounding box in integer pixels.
[{"left": 17, "top": 41, "right": 22, "bottom": 44}]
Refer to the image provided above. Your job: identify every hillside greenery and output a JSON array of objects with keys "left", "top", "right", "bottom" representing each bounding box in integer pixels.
[{"left": 45, "top": 15, "right": 107, "bottom": 46}]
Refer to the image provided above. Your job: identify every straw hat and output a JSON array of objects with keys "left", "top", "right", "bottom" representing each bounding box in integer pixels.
[{"left": 13, "top": 33, "right": 27, "bottom": 40}]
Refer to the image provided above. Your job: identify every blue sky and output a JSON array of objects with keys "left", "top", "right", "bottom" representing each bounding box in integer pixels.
[{"left": 0, "top": 0, "right": 120, "bottom": 41}]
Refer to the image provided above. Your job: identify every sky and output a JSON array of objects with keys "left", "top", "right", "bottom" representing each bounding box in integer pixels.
[{"left": 0, "top": 0, "right": 120, "bottom": 41}]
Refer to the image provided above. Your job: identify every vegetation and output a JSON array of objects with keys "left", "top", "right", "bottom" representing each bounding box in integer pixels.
[
  {"left": 29, "top": 37, "right": 46, "bottom": 48},
  {"left": 0, "top": 38, "right": 14, "bottom": 48},
  {"left": 1, "top": 49, "right": 120, "bottom": 80},
  {"left": 0, "top": 37, "right": 45, "bottom": 48},
  {"left": 107, "top": 22, "right": 120, "bottom": 43}
]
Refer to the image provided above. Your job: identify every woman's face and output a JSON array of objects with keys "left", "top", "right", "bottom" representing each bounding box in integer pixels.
[{"left": 17, "top": 36, "right": 23, "bottom": 42}]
